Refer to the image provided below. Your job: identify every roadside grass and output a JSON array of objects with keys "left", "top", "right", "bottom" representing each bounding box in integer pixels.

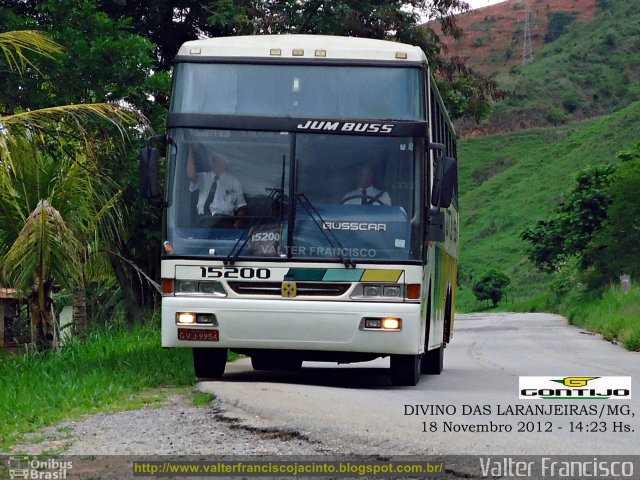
[
  {"left": 561, "top": 286, "right": 640, "bottom": 351},
  {"left": 0, "top": 322, "right": 233, "bottom": 451},
  {"left": 456, "top": 285, "right": 640, "bottom": 352},
  {"left": 191, "top": 391, "right": 216, "bottom": 407}
]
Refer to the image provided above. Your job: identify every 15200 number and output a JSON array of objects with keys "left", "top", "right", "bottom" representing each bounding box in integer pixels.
[{"left": 200, "top": 267, "right": 271, "bottom": 279}]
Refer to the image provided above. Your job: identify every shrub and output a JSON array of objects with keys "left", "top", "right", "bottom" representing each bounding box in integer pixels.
[
  {"left": 562, "top": 91, "right": 581, "bottom": 113},
  {"left": 472, "top": 270, "right": 511, "bottom": 307},
  {"left": 545, "top": 107, "right": 567, "bottom": 125},
  {"left": 545, "top": 12, "right": 578, "bottom": 43}
]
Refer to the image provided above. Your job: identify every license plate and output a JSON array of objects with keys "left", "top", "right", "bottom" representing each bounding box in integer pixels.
[{"left": 177, "top": 328, "right": 219, "bottom": 342}]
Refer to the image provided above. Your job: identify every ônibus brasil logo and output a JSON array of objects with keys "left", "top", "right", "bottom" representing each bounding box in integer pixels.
[{"left": 519, "top": 376, "right": 631, "bottom": 400}]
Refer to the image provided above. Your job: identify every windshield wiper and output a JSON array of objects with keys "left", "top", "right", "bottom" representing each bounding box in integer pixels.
[
  {"left": 226, "top": 155, "right": 286, "bottom": 265},
  {"left": 296, "top": 193, "right": 356, "bottom": 269},
  {"left": 225, "top": 187, "right": 283, "bottom": 265}
]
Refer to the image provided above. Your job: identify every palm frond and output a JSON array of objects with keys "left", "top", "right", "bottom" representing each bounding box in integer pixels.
[
  {"left": 0, "top": 30, "right": 63, "bottom": 74},
  {"left": 2, "top": 199, "right": 82, "bottom": 293},
  {"left": 2, "top": 102, "right": 145, "bottom": 141},
  {"left": 0, "top": 102, "right": 148, "bottom": 163}
]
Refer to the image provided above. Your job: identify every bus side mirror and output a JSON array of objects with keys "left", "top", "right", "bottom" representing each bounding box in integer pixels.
[
  {"left": 139, "top": 134, "right": 166, "bottom": 206},
  {"left": 139, "top": 146, "right": 160, "bottom": 200},
  {"left": 431, "top": 156, "right": 457, "bottom": 209}
]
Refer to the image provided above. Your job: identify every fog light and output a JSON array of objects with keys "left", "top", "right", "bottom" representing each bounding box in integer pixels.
[
  {"left": 196, "top": 313, "right": 216, "bottom": 325},
  {"left": 364, "top": 318, "right": 382, "bottom": 328},
  {"left": 176, "top": 312, "right": 196, "bottom": 324},
  {"left": 363, "top": 285, "right": 381, "bottom": 296},
  {"left": 382, "top": 318, "right": 401, "bottom": 330}
]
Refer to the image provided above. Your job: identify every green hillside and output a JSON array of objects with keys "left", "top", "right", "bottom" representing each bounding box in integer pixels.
[
  {"left": 457, "top": 100, "right": 640, "bottom": 310},
  {"left": 486, "top": 0, "right": 640, "bottom": 131}
]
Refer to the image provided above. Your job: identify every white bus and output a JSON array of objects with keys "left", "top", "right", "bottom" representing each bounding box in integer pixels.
[{"left": 140, "top": 35, "right": 458, "bottom": 386}]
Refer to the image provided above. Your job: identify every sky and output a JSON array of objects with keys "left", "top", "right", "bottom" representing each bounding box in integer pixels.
[{"left": 466, "top": 0, "right": 508, "bottom": 10}]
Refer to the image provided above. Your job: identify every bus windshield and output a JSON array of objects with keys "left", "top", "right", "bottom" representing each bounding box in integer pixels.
[
  {"left": 170, "top": 63, "right": 424, "bottom": 120},
  {"left": 166, "top": 129, "right": 422, "bottom": 262}
]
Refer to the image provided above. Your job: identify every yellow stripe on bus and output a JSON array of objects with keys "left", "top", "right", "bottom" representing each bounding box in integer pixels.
[{"left": 360, "top": 269, "right": 403, "bottom": 282}]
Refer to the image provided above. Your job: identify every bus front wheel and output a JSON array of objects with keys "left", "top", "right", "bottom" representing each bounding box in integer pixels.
[
  {"left": 390, "top": 354, "right": 421, "bottom": 386},
  {"left": 421, "top": 344, "right": 444, "bottom": 375},
  {"left": 193, "top": 348, "right": 227, "bottom": 379}
]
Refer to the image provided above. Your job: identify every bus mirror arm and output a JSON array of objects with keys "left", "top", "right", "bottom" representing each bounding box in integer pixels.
[
  {"left": 426, "top": 208, "right": 445, "bottom": 242},
  {"left": 139, "top": 135, "right": 167, "bottom": 207},
  {"left": 427, "top": 142, "right": 445, "bottom": 154}
]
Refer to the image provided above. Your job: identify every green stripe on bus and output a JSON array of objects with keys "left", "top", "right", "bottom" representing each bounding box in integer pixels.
[
  {"left": 322, "top": 269, "right": 364, "bottom": 282},
  {"left": 284, "top": 268, "right": 327, "bottom": 281}
]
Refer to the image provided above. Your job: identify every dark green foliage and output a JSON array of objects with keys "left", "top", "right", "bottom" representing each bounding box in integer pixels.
[
  {"left": 562, "top": 90, "right": 581, "bottom": 113},
  {"left": 585, "top": 145, "right": 640, "bottom": 288},
  {"left": 0, "top": 0, "right": 167, "bottom": 318},
  {"left": 521, "top": 164, "right": 616, "bottom": 273},
  {"left": 545, "top": 107, "right": 567, "bottom": 125},
  {"left": 0, "top": 0, "right": 159, "bottom": 111},
  {"left": 544, "top": 11, "right": 578, "bottom": 43},
  {"left": 472, "top": 269, "right": 510, "bottom": 307},
  {"left": 521, "top": 142, "right": 640, "bottom": 290}
]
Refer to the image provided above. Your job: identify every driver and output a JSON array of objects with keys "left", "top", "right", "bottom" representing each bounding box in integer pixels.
[
  {"left": 187, "top": 150, "right": 247, "bottom": 228},
  {"left": 342, "top": 164, "right": 391, "bottom": 205}
]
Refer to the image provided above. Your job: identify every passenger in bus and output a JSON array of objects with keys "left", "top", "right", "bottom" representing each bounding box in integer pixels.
[
  {"left": 341, "top": 165, "right": 391, "bottom": 205},
  {"left": 187, "top": 151, "right": 247, "bottom": 228}
]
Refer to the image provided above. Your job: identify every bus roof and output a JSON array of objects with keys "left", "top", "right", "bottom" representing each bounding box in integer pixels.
[{"left": 177, "top": 35, "right": 427, "bottom": 63}]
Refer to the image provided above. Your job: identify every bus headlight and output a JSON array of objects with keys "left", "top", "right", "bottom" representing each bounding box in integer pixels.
[
  {"left": 174, "top": 280, "right": 226, "bottom": 296},
  {"left": 352, "top": 283, "right": 404, "bottom": 301},
  {"left": 176, "top": 280, "right": 198, "bottom": 293},
  {"left": 363, "top": 285, "right": 382, "bottom": 296},
  {"left": 383, "top": 286, "right": 401, "bottom": 297}
]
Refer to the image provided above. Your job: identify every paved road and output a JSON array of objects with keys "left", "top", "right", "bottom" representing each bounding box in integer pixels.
[{"left": 200, "top": 313, "right": 639, "bottom": 456}]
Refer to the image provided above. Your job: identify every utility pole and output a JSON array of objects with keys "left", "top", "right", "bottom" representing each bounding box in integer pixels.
[{"left": 522, "top": 0, "right": 534, "bottom": 65}]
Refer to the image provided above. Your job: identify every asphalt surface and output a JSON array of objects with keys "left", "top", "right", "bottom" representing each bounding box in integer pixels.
[{"left": 200, "top": 312, "right": 640, "bottom": 456}]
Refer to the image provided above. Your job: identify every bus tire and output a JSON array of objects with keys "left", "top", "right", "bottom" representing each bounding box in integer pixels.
[
  {"left": 421, "top": 344, "right": 444, "bottom": 375},
  {"left": 280, "top": 357, "right": 303, "bottom": 372},
  {"left": 251, "top": 354, "right": 276, "bottom": 371},
  {"left": 193, "top": 348, "right": 227, "bottom": 379},
  {"left": 390, "top": 354, "right": 421, "bottom": 386}
]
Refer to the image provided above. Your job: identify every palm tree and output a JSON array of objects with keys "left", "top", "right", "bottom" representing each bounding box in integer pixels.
[{"left": 0, "top": 31, "right": 146, "bottom": 350}]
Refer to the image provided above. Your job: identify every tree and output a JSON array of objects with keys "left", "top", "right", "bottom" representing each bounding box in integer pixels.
[
  {"left": 472, "top": 269, "right": 510, "bottom": 307},
  {"left": 89, "top": 0, "right": 504, "bottom": 122},
  {"left": 584, "top": 144, "right": 640, "bottom": 288},
  {"left": 0, "top": 31, "right": 145, "bottom": 349},
  {"left": 1, "top": 2, "right": 166, "bottom": 321},
  {"left": 521, "top": 164, "right": 616, "bottom": 273},
  {"left": 522, "top": 143, "right": 640, "bottom": 290}
]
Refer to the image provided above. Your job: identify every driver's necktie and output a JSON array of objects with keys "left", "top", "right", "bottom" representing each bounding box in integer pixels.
[
  {"left": 204, "top": 175, "right": 218, "bottom": 214},
  {"left": 361, "top": 188, "right": 367, "bottom": 205}
]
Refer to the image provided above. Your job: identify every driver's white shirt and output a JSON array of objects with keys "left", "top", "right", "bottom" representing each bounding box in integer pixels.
[
  {"left": 189, "top": 171, "right": 247, "bottom": 216},
  {"left": 342, "top": 185, "right": 391, "bottom": 205}
]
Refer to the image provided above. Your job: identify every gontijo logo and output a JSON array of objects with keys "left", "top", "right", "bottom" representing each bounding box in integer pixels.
[
  {"left": 519, "top": 376, "right": 631, "bottom": 400},
  {"left": 554, "top": 376, "right": 599, "bottom": 387}
]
